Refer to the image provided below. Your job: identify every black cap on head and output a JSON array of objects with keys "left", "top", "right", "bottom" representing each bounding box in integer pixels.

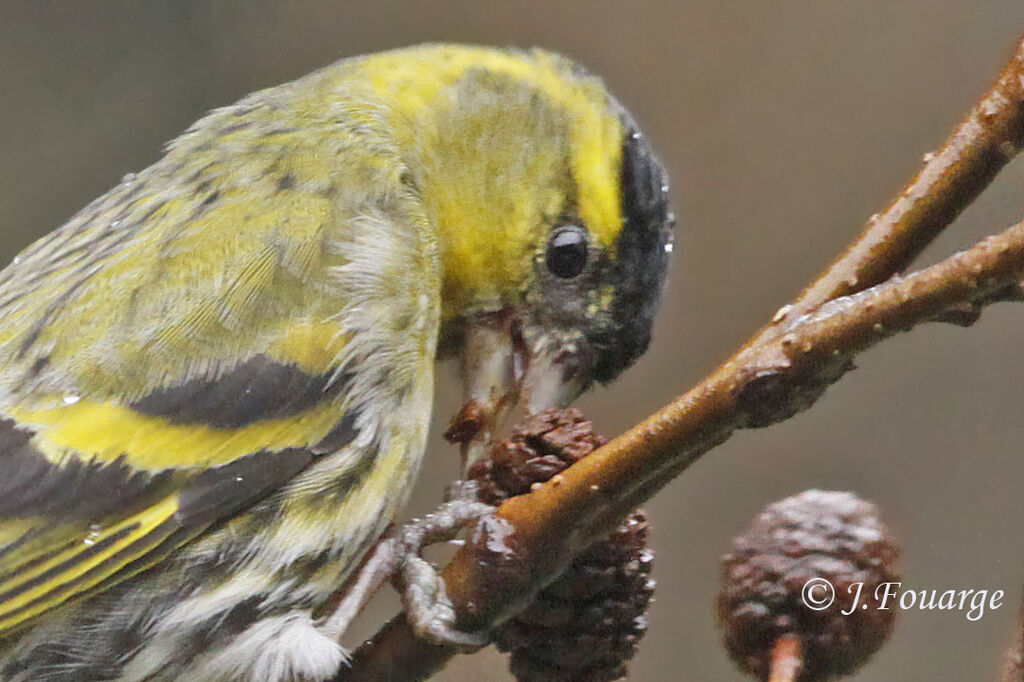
[{"left": 588, "top": 114, "right": 673, "bottom": 384}]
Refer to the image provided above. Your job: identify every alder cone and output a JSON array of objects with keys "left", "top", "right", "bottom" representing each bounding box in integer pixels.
[
  {"left": 468, "top": 408, "right": 654, "bottom": 682},
  {"left": 717, "top": 490, "right": 899, "bottom": 681}
]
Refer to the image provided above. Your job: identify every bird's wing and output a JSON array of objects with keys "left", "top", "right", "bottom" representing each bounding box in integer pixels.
[{"left": 0, "top": 108, "right": 440, "bottom": 635}]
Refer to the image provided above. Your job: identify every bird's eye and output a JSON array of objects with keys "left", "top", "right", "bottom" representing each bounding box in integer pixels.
[{"left": 545, "top": 226, "right": 589, "bottom": 279}]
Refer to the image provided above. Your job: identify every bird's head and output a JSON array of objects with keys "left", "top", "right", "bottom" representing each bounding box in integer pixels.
[{"left": 370, "top": 45, "right": 674, "bottom": 465}]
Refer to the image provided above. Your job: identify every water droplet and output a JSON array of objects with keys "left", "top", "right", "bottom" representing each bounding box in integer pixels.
[
  {"left": 980, "top": 98, "right": 1002, "bottom": 120},
  {"left": 63, "top": 394, "right": 81, "bottom": 405},
  {"left": 922, "top": 151, "right": 936, "bottom": 163},
  {"left": 772, "top": 305, "right": 792, "bottom": 323},
  {"left": 12, "top": 256, "right": 21, "bottom": 265},
  {"left": 83, "top": 524, "right": 102, "bottom": 546},
  {"left": 663, "top": 242, "right": 674, "bottom": 254}
]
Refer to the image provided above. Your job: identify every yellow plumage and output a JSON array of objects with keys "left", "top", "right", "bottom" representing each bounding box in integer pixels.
[{"left": 0, "top": 44, "right": 672, "bottom": 681}]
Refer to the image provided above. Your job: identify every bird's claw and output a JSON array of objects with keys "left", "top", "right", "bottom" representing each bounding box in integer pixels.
[
  {"left": 398, "top": 554, "right": 490, "bottom": 650},
  {"left": 392, "top": 483, "right": 494, "bottom": 651}
]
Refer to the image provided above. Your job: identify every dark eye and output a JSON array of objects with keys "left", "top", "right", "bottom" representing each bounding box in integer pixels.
[{"left": 545, "top": 226, "right": 589, "bottom": 279}]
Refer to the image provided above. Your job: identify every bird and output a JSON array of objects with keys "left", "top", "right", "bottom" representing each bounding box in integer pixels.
[{"left": 0, "top": 43, "right": 673, "bottom": 681}]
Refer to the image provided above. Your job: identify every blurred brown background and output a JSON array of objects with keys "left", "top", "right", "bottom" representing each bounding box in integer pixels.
[{"left": 3, "top": 2, "right": 1024, "bottom": 680}]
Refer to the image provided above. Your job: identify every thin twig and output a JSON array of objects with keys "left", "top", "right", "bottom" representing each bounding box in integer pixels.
[
  {"left": 768, "top": 634, "right": 803, "bottom": 682},
  {"left": 777, "top": 34, "right": 1024, "bottom": 324},
  {"left": 340, "top": 35, "right": 1024, "bottom": 681}
]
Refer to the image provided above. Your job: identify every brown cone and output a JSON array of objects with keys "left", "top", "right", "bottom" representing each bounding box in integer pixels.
[
  {"left": 717, "top": 490, "right": 899, "bottom": 681},
  {"left": 468, "top": 408, "right": 655, "bottom": 682}
]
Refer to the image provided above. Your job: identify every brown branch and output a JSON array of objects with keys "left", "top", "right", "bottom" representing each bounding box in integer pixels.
[
  {"left": 339, "top": 35, "right": 1024, "bottom": 681},
  {"left": 768, "top": 634, "right": 803, "bottom": 682},
  {"left": 779, "top": 34, "right": 1024, "bottom": 323}
]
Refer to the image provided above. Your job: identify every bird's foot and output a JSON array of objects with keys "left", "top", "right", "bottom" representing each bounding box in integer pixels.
[
  {"left": 392, "top": 481, "right": 493, "bottom": 651},
  {"left": 316, "top": 481, "right": 493, "bottom": 650}
]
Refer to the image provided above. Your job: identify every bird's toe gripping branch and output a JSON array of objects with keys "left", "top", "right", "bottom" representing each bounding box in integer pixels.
[
  {"left": 393, "top": 484, "right": 495, "bottom": 651},
  {"left": 318, "top": 482, "right": 495, "bottom": 651}
]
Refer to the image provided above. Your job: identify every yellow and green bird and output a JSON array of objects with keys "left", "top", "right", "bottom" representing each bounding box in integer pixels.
[{"left": 0, "top": 44, "right": 672, "bottom": 681}]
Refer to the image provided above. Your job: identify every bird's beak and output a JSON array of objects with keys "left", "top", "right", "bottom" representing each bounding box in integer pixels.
[{"left": 445, "top": 312, "right": 594, "bottom": 473}]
